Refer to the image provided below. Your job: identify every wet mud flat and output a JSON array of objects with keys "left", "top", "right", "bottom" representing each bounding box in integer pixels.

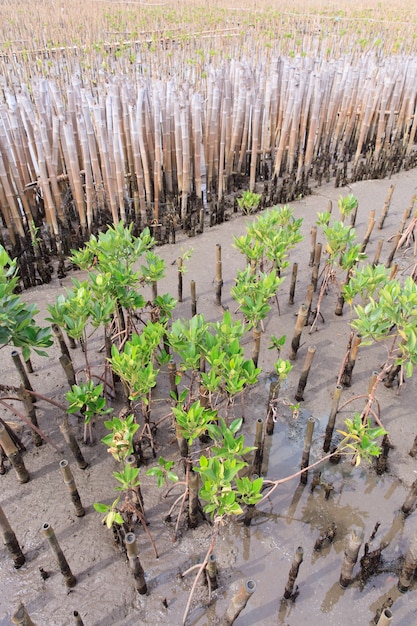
[{"left": 1, "top": 172, "right": 417, "bottom": 625}]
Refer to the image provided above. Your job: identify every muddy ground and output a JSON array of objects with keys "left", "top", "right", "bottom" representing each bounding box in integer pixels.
[{"left": 1, "top": 171, "right": 417, "bottom": 626}]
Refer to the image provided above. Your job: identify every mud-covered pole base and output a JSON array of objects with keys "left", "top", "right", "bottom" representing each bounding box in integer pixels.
[
  {"left": 283, "top": 546, "right": 304, "bottom": 599},
  {"left": 11, "top": 602, "right": 36, "bottom": 626},
  {"left": 0, "top": 505, "right": 25, "bottom": 568},
  {"left": 59, "top": 460, "right": 85, "bottom": 517},
  {"left": 0, "top": 423, "right": 30, "bottom": 484},
  {"left": 398, "top": 530, "right": 417, "bottom": 593},
  {"left": 339, "top": 528, "right": 363, "bottom": 588},
  {"left": 42, "top": 523, "right": 76, "bottom": 588}
]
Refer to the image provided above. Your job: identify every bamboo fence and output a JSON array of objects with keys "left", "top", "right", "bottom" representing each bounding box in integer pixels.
[{"left": 0, "top": 6, "right": 416, "bottom": 284}]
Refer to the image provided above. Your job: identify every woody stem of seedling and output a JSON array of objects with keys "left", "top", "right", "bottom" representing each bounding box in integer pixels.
[
  {"left": 11, "top": 350, "right": 34, "bottom": 393},
  {"left": 294, "top": 345, "right": 316, "bottom": 402},
  {"left": 59, "top": 460, "right": 85, "bottom": 517},
  {"left": 0, "top": 505, "right": 25, "bottom": 568},
  {"left": 177, "top": 257, "right": 183, "bottom": 302},
  {"left": 311, "top": 242, "right": 322, "bottom": 292},
  {"left": 300, "top": 417, "right": 315, "bottom": 485},
  {"left": 0, "top": 422, "right": 29, "bottom": 484},
  {"left": 360, "top": 209, "right": 376, "bottom": 253},
  {"left": 308, "top": 226, "right": 317, "bottom": 267},
  {"left": 215, "top": 243, "right": 223, "bottom": 306},
  {"left": 42, "top": 523, "right": 76, "bottom": 588},
  {"left": 190, "top": 279, "right": 197, "bottom": 316},
  {"left": 372, "top": 239, "right": 384, "bottom": 267}
]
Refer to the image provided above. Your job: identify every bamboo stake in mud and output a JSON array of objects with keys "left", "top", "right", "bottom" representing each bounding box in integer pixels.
[
  {"left": 300, "top": 417, "right": 315, "bottom": 485},
  {"left": 42, "top": 523, "right": 76, "bottom": 588},
  {"left": 251, "top": 327, "right": 262, "bottom": 367},
  {"left": 401, "top": 478, "right": 417, "bottom": 517},
  {"left": 304, "top": 284, "right": 314, "bottom": 326},
  {"left": 58, "top": 417, "right": 88, "bottom": 470},
  {"left": 283, "top": 546, "right": 304, "bottom": 599},
  {"left": 11, "top": 603, "right": 36, "bottom": 626},
  {"left": 221, "top": 579, "right": 256, "bottom": 626},
  {"left": 73, "top": 611, "right": 85, "bottom": 626},
  {"left": 288, "top": 262, "right": 298, "bottom": 305},
  {"left": 168, "top": 359, "right": 178, "bottom": 400},
  {"left": 125, "top": 532, "right": 147, "bottom": 595},
  {"left": 409, "top": 434, "right": 417, "bottom": 458},
  {"left": 375, "top": 435, "right": 392, "bottom": 475},
  {"left": 311, "top": 242, "right": 322, "bottom": 292},
  {"left": 190, "top": 280, "right": 197, "bottom": 316},
  {"left": 309, "top": 226, "right": 317, "bottom": 267},
  {"left": 206, "top": 553, "right": 218, "bottom": 591},
  {"left": 360, "top": 210, "right": 376, "bottom": 254},
  {"left": 397, "top": 530, "right": 417, "bottom": 593},
  {"left": 59, "top": 354, "right": 76, "bottom": 387},
  {"left": 11, "top": 350, "right": 33, "bottom": 393},
  {"left": 339, "top": 528, "right": 364, "bottom": 588},
  {"left": 252, "top": 418, "right": 264, "bottom": 476},
  {"left": 294, "top": 345, "right": 316, "bottom": 402},
  {"left": 385, "top": 232, "right": 401, "bottom": 268},
  {"left": 340, "top": 333, "right": 362, "bottom": 387},
  {"left": 18, "top": 386, "right": 41, "bottom": 447},
  {"left": 178, "top": 257, "right": 183, "bottom": 302},
  {"left": 323, "top": 384, "right": 343, "bottom": 453},
  {"left": 215, "top": 243, "right": 223, "bottom": 306},
  {"left": 289, "top": 304, "right": 308, "bottom": 360},
  {"left": 372, "top": 238, "right": 384, "bottom": 267},
  {"left": 188, "top": 469, "right": 200, "bottom": 529},
  {"left": 0, "top": 422, "right": 30, "bottom": 483},
  {"left": 376, "top": 608, "right": 393, "bottom": 626},
  {"left": 59, "top": 460, "right": 85, "bottom": 517},
  {"left": 0, "top": 505, "right": 25, "bottom": 568},
  {"left": 378, "top": 184, "right": 395, "bottom": 229},
  {"left": 52, "top": 323, "right": 71, "bottom": 361}
]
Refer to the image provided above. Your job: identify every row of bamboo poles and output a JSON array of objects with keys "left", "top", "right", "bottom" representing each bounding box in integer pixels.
[{"left": 0, "top": 51, "right": 417, "bottom": 286}]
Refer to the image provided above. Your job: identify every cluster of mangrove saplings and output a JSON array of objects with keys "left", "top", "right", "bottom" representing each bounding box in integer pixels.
[
  {"left": 1, "top": 188, "right": 417, "bottom": 622},
  {"left": 1, "top": 2, "right": 417, "bottom": 287}
]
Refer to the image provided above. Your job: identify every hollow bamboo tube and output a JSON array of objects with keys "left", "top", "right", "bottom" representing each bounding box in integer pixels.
[
  {"left": 350, "top": 203, "right": 358, "bottom": 227},
  {"left": 11, "top": 350, "right": 33, "bottom": 393},
  {"left": 177, "top": 258, "right": 183, "bottom": 302},
  {"left": 378, "top": 184, "right": 395, "bottom": 229},
  {"left": 59, "top": 354, "right": 76, "bottom": 387},
  {"left": 73, "top": 611, "right": 85, "bottom": 626},
  {"left": 304, "top": 284, "right": 314, "bottom": 326},
  {"left": 215, "top": 244, "right": 223, "bottom": 306},
  {"left": 24, "top": 358, "right": 34, "bottom": 374},
  {"left": 401, "top": 478, "right": 417, "bottom": 516},
  {"left": 190, "top": 280, "right": 197, "bottom": 316},
  {"left": 323, "top": 385, "right": 343, "bottom": 453},
  {"left": 288, "top": 262, "right": 298, "bottom": 305},
  {"left": 385, "top": 232, "right": 401, "bottom": 268},
  {"left": 206, "top": 553, "right": 218, "bottom": 590},
  {"left": 294, "top": 345, "right": 316, "bottom": 402},
  {"left": 42, "top": 523, "right": 76, "bottom": 588},
  {"left": 252, "top": 418, "right": 264, "bottom": 476},
  {"left": 221, "top": 579, "right": 256, "bottom": 626},
  {"left": 376, "top": 609, "right": 393, "bottom": 626},
  {"left": 283, "top": 546, "right": 304, "bottom": 599},
  {"left": 59, "top": 460, "right": 85, "bottom": 517},
  {"left": 311, "top": 242, "right": 322, "bottom": 292},
  {"left": 289, "top": 304, "right": 308, "bottom": 360},
  {"left": 309, "top": 226, "right": 317, "bottom": 267},
  {"left": 339, "top": 528, "right": 364, "bottom": 588},
  {"left": 175, "top": 420, "right": 188, "bottom": 459},
  {"left": 18, "top": 386, "right": 41, "bottom": 447},
  {"left": 266, "top": 379, "right": 280, "bottom": 436},
  {"left": 340, "top": 333, "right": 362, "bottom": 387},
  {"left": 360, "top": 210, "right": 376, "bottom": 253},
  {"left": 52, "top": 324, "right": 71, "bottom": 360},
  {"left": 372, "top": 239, "right": 384, "bottom": 267},
  {"left": 0, "top": 505, "right": 25, "bottom": 568},
  {"left": 59, "top": 418, "right": 88, "bottom": 470},
  {"left": 300, "top": 417, "right": 315, "bottom": 485},
  {"left": 0, "top": 423, "right": 30, "bottom": 484},
  {"left": 168, "top": 359, "right": 178, "bottom": 400},
  {"left": 398, "top": 530, "right": 417, "bottom": 593},
  {"left": 125, "top": 532, "right": 147, "bottom": 595},
  {"left": 11, "top": 603, "right": 36, "bottom": 626}
]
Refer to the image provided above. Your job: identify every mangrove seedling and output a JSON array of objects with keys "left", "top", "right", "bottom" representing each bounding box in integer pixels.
[{"left": 66, "top": 381, "right": 112, "bottom": 444}]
